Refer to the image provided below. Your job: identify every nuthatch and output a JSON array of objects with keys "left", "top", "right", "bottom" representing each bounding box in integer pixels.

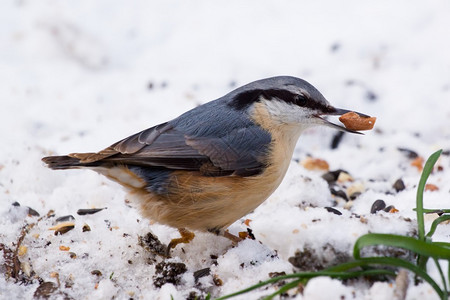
[{"left": 42, "top": 76, "right": 369, "bottom": 253}]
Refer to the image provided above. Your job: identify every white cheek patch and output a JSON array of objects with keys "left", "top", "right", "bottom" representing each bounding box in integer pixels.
[{"left": 260, "top": 98, "right": 312, "bottom": 125}]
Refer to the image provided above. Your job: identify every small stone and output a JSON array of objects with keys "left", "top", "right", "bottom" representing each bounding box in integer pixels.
[
  {"left": 371, "top": 199, "right": 386, "bottom": 214},
  {"left": 393, "top": 179, "right": 406, "bottom": 192},
  {"left": 139, "top": 232, "right": 167, "bottom": 257},
  {"left": 153, "top": 262, "right": 187, "bottom": 288}
]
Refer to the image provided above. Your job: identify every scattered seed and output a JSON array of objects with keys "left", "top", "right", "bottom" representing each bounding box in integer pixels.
[
  {"left": 193, "top": 268, "right": 210, "bottom": 282},
  {"left": 337, "top": 172, "right": 353, "bottom": 183},
  {"left": 397, "top": 147, "right": 418, "bottom": 159},
  {"left": 330, "top": 186, "right": 348, "bottom": 201},
  {"left": 346, "top": 183, "right": 364, "bottom": 198},
  {"left": 343, "top": 200, "right": 354, "bottom": 210},
  {"left": 20, "top": 261, "right": 32, "bottom": 277},
  {"left": 82, "top": 224, "right": 91, "bottom": 232},
  {"left": 269, "top": 271, "right": 287, "bottom": 278},
  {"left": 325, "top": 207, "right": 342, "bottom": 215},
  {"left": 69, "top": 252, "right": 77, "bottom": 259},
  {"left": 212, "top": 274, "right": 223, "bottom": 286},
  {"left": 76, "top": 208, "right": 106, "bottom": 215},
  {"left": 238, "top": 231, "right": 249, "bottom": 239},
  {"left": 55, "top": 215, "right": 75, "bottom": 222},
  {"left": 18, "top": 245, "right": 27, "bottom": 256},
  {"left": 91, "top": 270, "right": 102, "bottom": 277},
  {"left": 33, "top": 282, "right": 58, "bottom": 299},
  {"left": 49, "top": 222, "right": 75, "bottom": 235},
  {"left": 321, "top": 169, "right": 348, "bottom": 184},
  {"left": 411, "top": 156, "right": 424, "bottom": 171},
  {"left": 393, "top": 179, "right": 406, "bottom": 192},
  {"left": 349, "top": 192, "right": 361, "bottom": 200},
  {"left": 301, "top": 157, "right": 330, "bottom": 171},
  {"left": 59, "top": 245, "right": 70, "bottom": 251},
  {"left": 331, "top": 131, "right": 345, "bottom": 149},
  {"left": 385, "top": 206, "right": 399, "bottom": 213},
  {"left": 425, "top": 184, "right": 439, "bottom": 192},
  {"left": 27, "top": 207, "right": 40, "bottom": 217},
  {"left": 371, "top": 199, "right": 386, "bottom": 214}
]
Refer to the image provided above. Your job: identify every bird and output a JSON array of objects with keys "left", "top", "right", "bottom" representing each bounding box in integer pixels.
[{"left": 42, "top": 76, "right": 369, "bottom": 254}]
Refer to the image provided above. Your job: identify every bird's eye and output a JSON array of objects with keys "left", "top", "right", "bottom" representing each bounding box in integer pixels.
[{"left": 295, "top": 94, "right": 307, "bottom": 106}]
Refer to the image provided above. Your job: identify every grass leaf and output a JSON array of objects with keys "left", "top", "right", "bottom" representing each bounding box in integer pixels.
[{"left": 416, "top": 149, "right": 442, "bottom": 241}]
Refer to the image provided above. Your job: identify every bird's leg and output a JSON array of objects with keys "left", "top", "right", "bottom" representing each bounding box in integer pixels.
[
  {"left": 222, "top": 230, "right": 243, "bottom": 245},
  {"left": 167, "top": 228, "right": 195, "bottom": 254}
]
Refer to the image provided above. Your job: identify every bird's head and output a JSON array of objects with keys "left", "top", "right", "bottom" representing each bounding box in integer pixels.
[{"left": 228, "top": 76, "right": 368, "bottom": 134}]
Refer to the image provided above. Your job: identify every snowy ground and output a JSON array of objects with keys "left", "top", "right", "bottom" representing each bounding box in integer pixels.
[{"left": 1, "top": 1, "right": 450, "bottom": 299}]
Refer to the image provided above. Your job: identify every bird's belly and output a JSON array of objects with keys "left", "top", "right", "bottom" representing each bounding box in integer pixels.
[{"left": 130, "top": 162, "right": 289, "bottom": 231}]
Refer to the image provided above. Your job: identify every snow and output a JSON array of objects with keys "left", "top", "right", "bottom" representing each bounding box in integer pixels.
[{"left": 1, "top": 0, "right": 450, "bottom": 299}]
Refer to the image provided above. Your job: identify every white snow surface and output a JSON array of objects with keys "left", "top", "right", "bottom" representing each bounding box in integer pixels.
[{"left": 1, "top": 1, "right": 450, "bottom": 299}]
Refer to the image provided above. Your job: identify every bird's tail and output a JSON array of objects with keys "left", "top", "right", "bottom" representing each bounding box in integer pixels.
[{"left": 42, "top": 154, "right": 100, "bottom": 170}]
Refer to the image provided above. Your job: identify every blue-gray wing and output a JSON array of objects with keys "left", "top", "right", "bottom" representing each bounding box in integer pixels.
[{"left": 91, "top": 101, "right": 271, "bottom": 177}]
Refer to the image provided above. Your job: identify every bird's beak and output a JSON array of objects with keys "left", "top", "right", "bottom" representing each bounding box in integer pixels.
[{"left": 315, "top": 107, "right": 370, "bottom": 135}]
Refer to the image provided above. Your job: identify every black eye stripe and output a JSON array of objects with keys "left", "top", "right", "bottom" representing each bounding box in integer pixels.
[{"left": 229, "top": 88, "right": 333, "bottom": 113}]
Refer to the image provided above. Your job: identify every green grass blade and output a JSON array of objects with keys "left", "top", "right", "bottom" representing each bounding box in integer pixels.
[
  {"left": 415, "top": 209, "right": 450, "bottom": 214},
  {"left": 262, "top": 279, "right": 303, "bottom": 300},
  {"left": 215, "top": 269, "right": 396, "bottom": 300},
  {"left": 357, "top": 257, "right": 444, "bottom": 298},
  {"left": 353, "top": 233, "right": 450, "bottom": 260},
  {"left": 416, "top": 149, "right": 442, "bottom": 242},
  {"left": 426, "top": 215, "right": 450, "bottom": 238},
  {"left": 433, "top": 258, "right": 448, "bottom": 297}
]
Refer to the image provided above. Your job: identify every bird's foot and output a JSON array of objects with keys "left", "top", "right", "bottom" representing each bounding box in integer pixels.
[{"left": 166, "top": 228, "right": 195, "bottom": 256}]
